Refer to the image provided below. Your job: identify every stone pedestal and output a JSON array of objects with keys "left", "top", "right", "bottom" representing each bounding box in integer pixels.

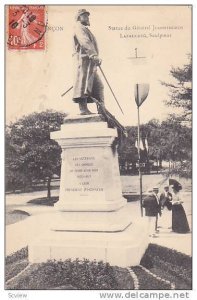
[{"left": 28, "top": 115, "right": 148, "bottom": 267}]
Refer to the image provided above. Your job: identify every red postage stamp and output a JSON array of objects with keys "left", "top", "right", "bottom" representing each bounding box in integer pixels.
[{"left": 7, "top": 5, "right": 47, "bottom": 50}]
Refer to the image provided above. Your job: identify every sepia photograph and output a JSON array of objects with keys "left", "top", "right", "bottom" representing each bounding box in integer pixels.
[{"left": 4, "top": 2, "right": 193, "bottom": 297}]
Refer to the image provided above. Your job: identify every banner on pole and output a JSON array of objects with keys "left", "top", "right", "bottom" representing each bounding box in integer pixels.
[
  {"left": 145, "top": 138, "right": 149, "bottom": 151},
  {"left": 134, "top": 83, "right": 150, "bottom": 107},
  {"left": 135, "top": 139, "right": 144, "bottom": 150}
]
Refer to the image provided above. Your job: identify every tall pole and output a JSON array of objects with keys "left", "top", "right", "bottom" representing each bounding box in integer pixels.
[
  {"left": 137, "top": 84, "right": 143, "bottom": 217},
  {"left": 129, "top": 48, "right": 148, "bottom": 217}
]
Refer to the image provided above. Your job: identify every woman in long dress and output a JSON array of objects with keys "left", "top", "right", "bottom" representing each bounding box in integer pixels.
[{"left": 171, "top": 187, "right": 190, "bottom": 233}]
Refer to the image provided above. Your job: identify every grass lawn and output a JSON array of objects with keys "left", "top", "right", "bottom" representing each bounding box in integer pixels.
[
  {"left": 5, "top": 244, "right": 192, "bottom": 290},
  {"left": 6, "top": 197, "right": 59, "bottom": 225},
  {"left": 27, "top": 196, "right": 59, "bottom": 206},
  {"left": 6, "top": 207, "right": 30, "bottom": 225}
]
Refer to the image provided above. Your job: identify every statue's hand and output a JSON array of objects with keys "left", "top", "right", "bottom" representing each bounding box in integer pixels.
[
  {"left": 92, "top": 55, "right": 102, "bottom": 66},
  {"left": 96, "top": 58, "right": 102, "bottom": 66}
]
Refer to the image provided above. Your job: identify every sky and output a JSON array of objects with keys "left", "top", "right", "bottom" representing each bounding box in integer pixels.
[{"left": 6, "top": 5, "right": 191, "bottom": 126}]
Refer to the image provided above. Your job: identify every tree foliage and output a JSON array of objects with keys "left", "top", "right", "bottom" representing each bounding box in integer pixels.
[
  {"left": 118, "top": 126, "right": 138, "bottom": 161},
  {"left": 161, "top": 54, "right": 192, "bottom": 123},
  {"left": 6, "top": 110, "right": 66, "bottom": 196},
  {"left": 118, "top": 116, "right": 192, "bottom": 177}
]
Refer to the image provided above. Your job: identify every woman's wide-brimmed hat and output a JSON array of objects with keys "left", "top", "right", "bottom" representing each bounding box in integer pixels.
[{"left": 169, "top": 178, "right": 182, "bottom": 192}]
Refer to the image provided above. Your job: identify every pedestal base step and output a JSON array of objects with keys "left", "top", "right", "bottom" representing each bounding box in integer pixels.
[
  {"left": 54, "top": 197, "right": 126, "bottom": 212},
  {"left": 28, "top": 220, "right": 149, "bottom": 267},
  {"left": 50, "top": 204, "right": 132, "bottom": 232}
]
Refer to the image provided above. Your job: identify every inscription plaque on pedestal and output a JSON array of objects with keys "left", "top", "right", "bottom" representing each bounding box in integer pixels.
[{"left": 64, "top": 150, "right": 105, "bottom": 200}]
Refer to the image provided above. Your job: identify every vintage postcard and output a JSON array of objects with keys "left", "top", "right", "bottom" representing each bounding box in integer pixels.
[{"left": 5, "top": 3, "right": 193, "bottom": 299}]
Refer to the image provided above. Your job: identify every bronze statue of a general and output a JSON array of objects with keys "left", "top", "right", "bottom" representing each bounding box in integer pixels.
[
  {"left": 69, "top": 9, "right": 126, "bottom": 137},
  {"left": 72, "top": 9, "right": 104, "bottom": 115}
]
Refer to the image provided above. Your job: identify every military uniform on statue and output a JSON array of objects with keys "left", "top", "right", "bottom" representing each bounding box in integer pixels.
[
  {"left": 142, "top": 187, "right": 162, "bottom": 237},
  {"left": 72, "top": 9, "right": 104, "bottom": 114},
  {"left": 71, "top": 9, "right": 126, "bottom": 137}
]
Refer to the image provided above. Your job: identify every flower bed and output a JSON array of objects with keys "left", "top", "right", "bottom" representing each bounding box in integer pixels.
[
  {"left": 5, "top": 244, "right": 192, "bottom": 290},
  {"left": 145, "top": 244, "right": 192, "bottom": 269},
  {"left": 5, "top": 257, "right": 133, "bottom": 290},
  {"left": 5, "top": 247, "right": 29, "bottom": 282},
  {"left": 139, "top": 244, "right": 192, "bottom": 289},
  {"left": 5, "top": 259, "right": 29, "bottom": 282},
  {"left": 5, "top": 247, "right": 28, "bottom": 265},
  {"left": 131, "top": 266, "right": 170, "bottom": 290}
]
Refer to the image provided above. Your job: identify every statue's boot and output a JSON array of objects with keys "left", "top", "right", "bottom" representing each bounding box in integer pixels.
[
  {"left": 79, "top": 98, "right": 94, "bottom": 115},
  {"left": 90, "top": 96, "right": 127, "bottom": 137},
  {"left": 97, "top": 102, "right": 105, "bottom": 115}
]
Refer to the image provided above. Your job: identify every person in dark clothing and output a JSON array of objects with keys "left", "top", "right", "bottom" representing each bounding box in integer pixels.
[
  {"left": 142, "top": 187, "right": 162, "bottom": 237},
  {"left": 159, "top": 185, "right": 172, "bottom": 229},
  {"left": 170, "top": 184, "right": 190, "bottom": 233}
]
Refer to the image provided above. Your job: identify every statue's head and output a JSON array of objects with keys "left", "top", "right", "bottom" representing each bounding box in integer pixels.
[{"left": 76, "top": 9, "right": 90, "bottom": 26}]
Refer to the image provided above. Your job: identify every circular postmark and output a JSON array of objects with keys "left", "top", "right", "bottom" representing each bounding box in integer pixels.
[{"left": 7, "top": 5, "right": 48, "bottom": 50}]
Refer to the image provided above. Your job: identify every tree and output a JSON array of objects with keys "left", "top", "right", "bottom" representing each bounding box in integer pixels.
[
  {"left": 139, "top": 117, "right": 191, "bottom": 177},
  {"left": 160, "top": 115, "right": 192, "bottom": 178},
  {"left": 6, "top": 110, "right": 67, "bottom": 198},
  {"left": 160, "top": 54, "right": 192, "bottom": 177},
  {"left": 161, "top": 54, "right": 192, "bottom": 123},
  {"left": 117, "top": 126, "right": 139, "bottom": 173},
  {"left": 5, "top": 127, "right": 31, "bottom": 192},
  {"left": 117, "top": 116, "right": 191, "bottom": 178},
  {"left": 141, "top": 119, "right": 164, "bottom": 169}
]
